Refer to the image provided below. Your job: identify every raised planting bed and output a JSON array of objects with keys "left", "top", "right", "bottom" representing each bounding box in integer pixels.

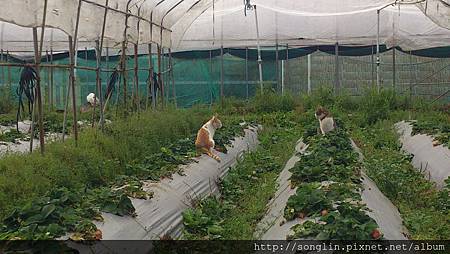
[
  {"left": 257, "top": 115, "right": 408, "bottom": 240},
  {"left": 80, "top": 126, "right": 259, "bottom": 240},
  {"left": 181, "top": 112, "right": 306, "bottom": 240},
  {"left": 396, "top": 121, "right": 450, "bottom": 189},
  {"left": 0, "top": 118, "right": 252, "bottom": 241}
]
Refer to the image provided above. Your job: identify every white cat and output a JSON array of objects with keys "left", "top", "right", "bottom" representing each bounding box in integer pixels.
[{"left": 315, "top": 106, "right": 336, "bottom": 135}]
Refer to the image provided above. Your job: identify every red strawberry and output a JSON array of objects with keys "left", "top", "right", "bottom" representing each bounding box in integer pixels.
[
  {"left": 371, "top": 229, "right": 381, "bottom": 239},
  {"left": 320, "top": 210, "right": 328, "bottom": 216}
]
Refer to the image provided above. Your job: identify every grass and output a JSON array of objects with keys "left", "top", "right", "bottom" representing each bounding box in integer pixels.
[{"left": 350, "top": 115, "right": 450, "bottom": 240}]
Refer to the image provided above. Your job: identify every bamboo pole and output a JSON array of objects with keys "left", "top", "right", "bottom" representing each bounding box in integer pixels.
[
  {"left": 220, "top": 45, "right": 224, "bottom": 107},
  {"left": 6, "top": 50, "right": 11, "bottom": 92},
  {"left": 46, "top": 50, "right": 50, "bottom": 110},
  {"left": 146, "top": 44, "right": 152, "bottom": 110},
  {"left": 134, "top": 43, "right": 139, "bottom": 112},
  {"left": 150, "top": 44, "right": 156, "bottom": 110},
  {"left": 286, "top": 44, "right": 289, "bottom": 93},
  {"left": 169, "top": 48, "right": 176, "bottom": 108},
  {"left": 97, "top": 0, "right": 108, "bottom": 130},
  {"left": 32, "top": 27, "right": 45, "bottom": 154},
  {"left": 245, "top": 47, "right": 249, "bottom": 100},
  {"left": 275, "top": 42, "right": 279, "bottom": 91},
  {"left": 1, "top": 49, "right": 4, "bottom": 84},
  {"left": 71, "top": 0, "right": 82, "bottom": 145},
  {"left": 50, "top": 29, "right": 54, "bottom": 109},
  {"left": 209, "top": 50, "right": 213, "bottom": 105},
  {"left": 307, "top": 54, "right": 311, "bottom": 95},
  {"left": 335, "top": 42, "right": 340, "bottom": 93},
  {"left": 157, "top": 45, "right": 163, "bottom": 108}
]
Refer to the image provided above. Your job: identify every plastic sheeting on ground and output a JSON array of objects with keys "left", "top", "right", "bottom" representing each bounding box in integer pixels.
[
  {"left": 396, "top": 121, "right": 450, "bottom": 189},
  {"left": 92, "top": 127, "right": 259, "bottom": 240},
  {"left": 256, "top": 138, "right": 408, "bottom": 240}
]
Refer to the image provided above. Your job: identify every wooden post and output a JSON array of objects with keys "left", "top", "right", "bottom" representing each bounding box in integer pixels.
[
  {"left": 134, "top": 43, "right": 139, "bottom": 112},
  {"left": 220, "top": 45, "right": 224, "bottom": 107},
  {"left": 95, "top": 40, "right": 103, "bottom": 128},
  {"left": 157, "top": 44, "right": 163, "bottom": 108},
  {"left": 32, "top": 28, "right": 45, "bottom": 154},
  {"left": 6, "top": 50, "right": 11, "bottom": 92},
  {"left": 334, "top": 42, "right": 340, "bottom": 93},
  {"left": 148, "top": 44, "right": 155, "bottom": 110},
  {"left": 392, "top": 47, "right": 396, "bottom": 93},
  {"left": 245, "top": 47, "right": 249, "bottom": 100},
  {"left": 97, "top": 0, "right": 108, "bottom": 130},
  {"left": 169, "top": 48, "right": 176, "bottom": 107},
  {"left": 46, "top": 50, "right": 50, "bottom": 110},
  {"left": 307, "top": 54, "right": 311, "bottom": 95},
  {"left": 275, "top": 42, "right": 279, "bottom": 91},
  {"left": 1, "top": 49, "right": 4, "bottom": 84},
  {"left": 68, "top": 36, "right": 78, "bottom": 144},
  {"left": 70, "top": 0, "right": 82, "bottom": 144},
  {"left": 286, "top": 44, "right": 289, "bottom": 93}
]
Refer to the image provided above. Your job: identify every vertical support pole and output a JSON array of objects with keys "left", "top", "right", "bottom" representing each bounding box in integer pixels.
[
  {"left": 157, "top": 44, "right": 163, "bottom": 108},
  {"left": 32, "top": 0, "right": 48, "bottom": 154},
  {"left": 376, "top": 9, "right": 381, "bottom": 92},
  {"left": 68, "top": 36, "right": 78, "bottom": 144},
  {"left": 335, "top": 42, "right": 340, "bottom": 93},
  {"left": 371, "top": 46, "right": 374, "bottom": 87},
  {"left": 1, "top": 49, "right": 4, "bottom": 84},
  {"left": 392, "top": 46, "right": 396, "bottom": 93},
  {"left": 121, "top": 42, "right": 128, "bottom": 111},
  {"left": 169, "top": 48, "right": 176, "bottom": 108},
  {"left": 106, "top": 47, "right": 109, "bottom": 70},
  {"left": 50, "top": 29, "right": 54, "bottom": 109},
  {"left": 32, "top": 28, "right": 45, "bottom": 154},
  {"left": 220, "top": 45, "right": 224, "bottom": 107},
  {"left": 307, "top": 54, "right": 311, "bottom": 95},
  {"left": 281, "top": 60, "right": 284, "bottom": 96},
  {"left": 209, "top": 50, "right": 213, "bottom": 105},
  {"left": 98, "top": 0, "right": 108, "bottom": 129},
  {"left": 245, "top": 47, "right": 249, "bottom": 100},
  {"left": 150, "top": 44, "right": 156, "bottom": 110},
  {"left": 254, "top": 6, "right": 263, "bottom": 94},
  {"left": 46, "top": 50, "right": 50, "bottom": 110},
  {"left": 146, "top": 44, "right": 153, "bottom": 110},
  {"left": 286, "top": 44, "right": 289, "bottom": 93},
  {"left": 95, "top": 40, "right": 103, "bottom": 128},
  {"left": 6, "top": 50, "right": 11, "bottom": 92},
  {"left": 409, "top": 51, "right": 413, "bottom": 104},
  {"left": 134, "top": 43, "right": 139, "bottom": 112},
  {"left": 275, "top": 42, "right": 279, "bottom": 91}
]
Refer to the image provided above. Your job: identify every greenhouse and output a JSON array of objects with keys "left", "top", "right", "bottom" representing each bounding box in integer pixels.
[{"left": 0, "top": 0, "right": 449, "bottom": 251}]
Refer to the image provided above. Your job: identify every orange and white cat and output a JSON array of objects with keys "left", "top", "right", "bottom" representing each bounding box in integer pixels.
[
  {"left": 195, "top": 114, "right": 223, "bottom": 162},
  {"left": 315, "top": 106, "right": 336, "bottom": 135}
]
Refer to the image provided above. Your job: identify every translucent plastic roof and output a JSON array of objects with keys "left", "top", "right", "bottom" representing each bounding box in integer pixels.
[{"left": 0, "top": 0, "right": 449, "bottom": 53}]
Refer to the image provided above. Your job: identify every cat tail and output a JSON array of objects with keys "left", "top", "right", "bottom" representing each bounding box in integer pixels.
[{"left": 199, "top": 147, "right": 221, "bottom": 162}]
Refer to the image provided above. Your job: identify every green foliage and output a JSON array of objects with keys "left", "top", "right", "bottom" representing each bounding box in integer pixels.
[
  {"left": 358, "top": 88, "right": 409, "bottom": 126},
  {"left": 411, "top": 119, "right": 450, "bottom": 149},
  {"left": 183, "top": 197, "right": 228, "bottom": 240},
  {"left": 252, "top": 90, "right": 298, "bottom": 113},
  {"left": 0, "top": 86, "right": 14, "bottom": 114},
  {"left": 0, "top": 129, "right": 25, "bottom": 143},
  {"left": 289, "top": 202, "right": 379, "bottom": 240},
  {"left": 284, "top": 183, "right": 332, "bottom": 220},
  {"left": 351, "top": 116, "right": 450, "bottom": 239},
  {"left": 289, "top": 128, "right": 361, "bottom": 185},
  {"left": 286, "top": 117, "right": 380, "bottom": 240}
]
